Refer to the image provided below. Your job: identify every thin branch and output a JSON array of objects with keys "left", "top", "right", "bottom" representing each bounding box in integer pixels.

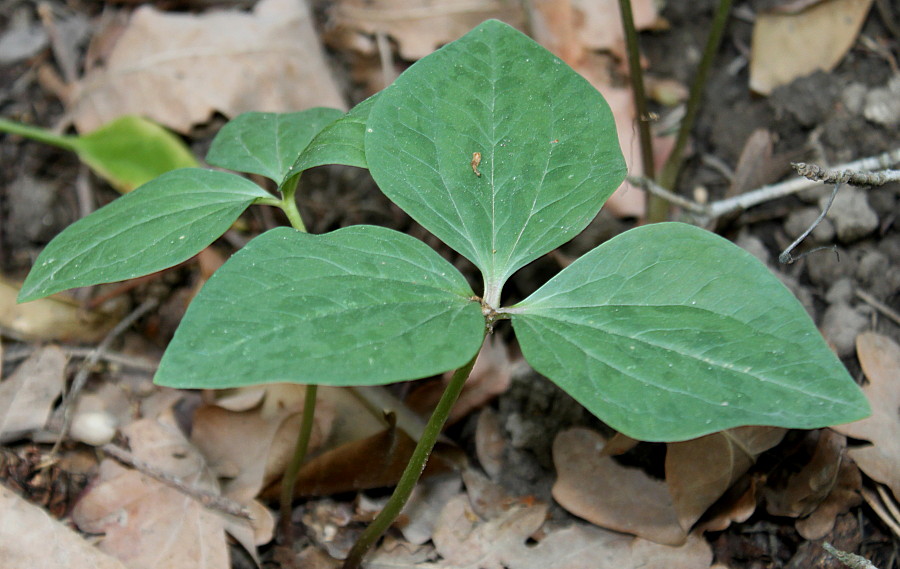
[
  {"left": 101, "top": 443, "right": 253, "bottom": 520},
  {"left": 3, "top": 345, "right": 158, "bottom": 372},
  {"left": 856, "top": 289, "right": 900, "bottom": 326},
  {"left": 51, "top": 298, "right": 159, "bottom": 453},
  {"left": 778, "top": 182, "right": 840, "bottom": 264},
  {"left": 627, "top": 148, "right": 900, "bottom": 221},
  {"left": 793, "top": 162, "right": 900, "bottom": 186},
  {"left": 822, "top": 542, "right": 880, "bottom": 569}
]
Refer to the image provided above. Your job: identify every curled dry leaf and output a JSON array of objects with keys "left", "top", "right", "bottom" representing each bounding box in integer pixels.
[
  {"left": 191, "top": 383, "right": 334, "bottom": 505},
  {"left": 552, "top": 427, "right": 686, "bottom": 546},
  {"left": 795, "top": 454, "right": 862, "bottom": 540},
  {"left": 667, "top": 426, "right": 786, "bottom": 531},
  {"left": 832, "top": 332, "right": 900, "bottom": 502},
  {"left": 1, "top": 278, "right": 123, "bottom": 343},
  {"left": 749, "top": 0, "right": 874, "bottom": 94},
  {"left": 764, "top": 429, "right": 845, "bottom": 519},
  {"left": 71, "top": 0, "right": 345, "bottom": 133},
  {"left": 72, "top": 415, "right": 265, "bottom": 568},
  {"left": 0, "top": 345, "right": 67, "bottom": 443},
  {"left": 0, "top": 485, "right": 127, "bottom": 569}
]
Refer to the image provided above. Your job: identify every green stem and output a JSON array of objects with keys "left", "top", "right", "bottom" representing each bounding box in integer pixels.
[
  {"left": 277, "top": 181, "right": 311, "bottom": 542},
  {"left": 658, "top": 0, "right": 733, "bottom": 191},
  {"left": 278, "top": 384, "right": 318, "bottom": 543},
  {"left": 0, "top": 117, "right": 78, "bottom": 151},
  {"left": 280, "top": 175, "right": 307, "bottom": 233},
  {"left": 341, "top": 347, "right": 483, "bottom": 569},
  {"left": 617, "top": 0, "right": 667, "bottom": 222}
]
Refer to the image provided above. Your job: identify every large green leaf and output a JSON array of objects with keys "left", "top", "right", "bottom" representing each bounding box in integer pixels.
[
  {"left": 365, "top": 20, "right": 626, "bottom": 306},
  {"left": 206, "top": 108, "right": 344, "bottom": 187},
  {"left": 154, "top": 225, "right": 485, "bottom": 389},
  {"left": 289, "top": 94, "right": 376, "bottom": 173},
  {"left": 509, "top": 223, "right": 870, "bottom": 442},
  {"left": 18, "top": 169, "right": 269, "bottom": 303}
]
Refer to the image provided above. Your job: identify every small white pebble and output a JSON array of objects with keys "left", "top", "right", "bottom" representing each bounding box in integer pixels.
[{"left": 70, "top": 411, "right": 117, "bottom": 446}]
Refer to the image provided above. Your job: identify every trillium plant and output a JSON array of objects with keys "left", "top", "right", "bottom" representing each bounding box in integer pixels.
[{"left": 19, "top": 20, "right": 868, "bottom": 568}]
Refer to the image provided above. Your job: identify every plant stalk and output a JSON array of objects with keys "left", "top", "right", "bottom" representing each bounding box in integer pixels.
[
  {"left": 341, "top": 347, "right": 483, "bottom": 569},
  {"left": 0, "top": 117, "right": 78, "bottom": 151},
  {"left": 277, "top": 188, "right": 312, "bottom": 542},
  {"left": 278, "top": 384, "right": 318, "bottom": 543},
  {"left": 280, "top": 177, "right": 307, "bottom": 233},
  {"left": 617, "top": 0, "right": 666, "bottom": 222},
  {"left": 658, "top": 0, "right": 733, "bottom": 191}
]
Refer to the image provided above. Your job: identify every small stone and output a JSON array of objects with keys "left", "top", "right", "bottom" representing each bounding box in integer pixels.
[
  {"left": 778, "top": 272, "right": 816, "bottom": 320},
  {"left": 819, "top": 303, "right": 868, "bottom": 358},
  {"left": 823, "top": 187, "right": 879, "bottom": 243},
  {"left": 856, "top": 250, "right": 888, "bottom": 286},
  {"left": 806, "top": 246, "right": 856, "bottom": 288},
  {"left": 863, "top": 75, "right": 900, "bottom": 127},
  {"left": 824, "top": 278, "right": 854, "bottom": 305},
  {"left": 784, "top": 207, "right": 835, "bottom": 243},
  {"left": 735, "top": 231, "right": 770, "bottom": 265}
]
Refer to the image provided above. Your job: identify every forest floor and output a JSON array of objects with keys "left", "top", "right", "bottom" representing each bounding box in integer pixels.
[{"left": 0, "top": 1, "right": 898, "bottom": 568}]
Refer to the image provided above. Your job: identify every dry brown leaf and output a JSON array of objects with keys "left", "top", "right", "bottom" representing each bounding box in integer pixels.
[
  {"left": 71, "top": 0, "right": 346, "bottom": 133},
  {"left": 667, "top": 426, "right": 786, "bottom": 531},
  {"left": 408, "top": 338, "right": 513, "bottom": 425},
  {"left": 832, "top": 332, "right": 900, "bottom": 502},
  {"left": 695, "top": 475, "right": 763, "bottom": 533},
  {"left": 749, "top": 0, "right": 874, "bottom": 94},
  {"left": 1, "top": 278, "right": 123, "bottom": 343},
  {"left": 601, "top": 432, "right": 640, "bottom": 456},
  {"left": 427, "top": 492, "right": 712, "bottom": 569},
  {"left": 331, "top": 0, "right": 525, "bottom": 60},
  {"left": 0, "top": 346, "right": 67, "bottom": 443},
  {"left": 192, "top": 384, "right": 334, "bottom": 504},
  {"left": 795, "top": 454, "right": 862, "bottom": 540},
  {"left": 764, "top": 429, "right": 845, "bottom": 519},
  {"left": 0, "top": 484, "right": 127, "bottom": 569},
  {"left": 262, "top": 418, "right": 459, "bottom": 499},
  {"left": 72, "top": 416, "right": 259, "bottom": 568},
  {"left": 572, "top": 0, "right": 658, "bottom": 55},
  {"left": 552, "top": 427, "right": 686, "bottom": 546},
  {"left": 475, "top": 408, "right": 505, "bottom": 479},
  {"left": 430, "top": 493, "right": 549, "bottom": 568},
  {"left": 398, "top": 472, "right": 462, "bottom": 545}
]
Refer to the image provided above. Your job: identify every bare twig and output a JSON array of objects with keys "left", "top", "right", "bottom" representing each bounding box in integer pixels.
[
  {"left": 52, "top": 298, "right": 159, "bottom": 453},
  {"left": 3, "top": 344, "right": 158, "bottom": 372},
  {"left": 628, "top": 148, "right": 900, "bottom": 221},
  {"left": 861, "top": 486, "right": 900, "bottom": 539},
  {"left": 855, "top": 289, "right": 900, "bottom": 326},
  {"left": 793, "top": 162, "right": 900, "bottom": 186},
  {"left": 822, "top": 542, "right": 880, "bottom": 569},
  {"left": 101, "top": 443, "right": 253, "bottom": 520},
  {"left": 778, "top": 182, "right": 840, "bottom": 264}
]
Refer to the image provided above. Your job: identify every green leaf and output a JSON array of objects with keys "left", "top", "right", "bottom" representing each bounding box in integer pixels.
[
  {"left": 154, "top": 225, "right": 485, "bottom": 389},
  {"left": 206, "top": 108, "right": 344, "bottom": 187},
  {"left": 74, "top": 116, "right": 199, "bottom": 192},
  {"left": 289, "top": 94, "right": 376, "bottom": 173},
  {"left": 510, "top": 223, "right": 870, "bottom": 442},
  {"left": 18, "top": 169, "right": 270, "bottom": 303},
  {"left": 0, "top": 115, "right": 198, "bottom": 193},
  {"left": 365, "top": 20, "right": 626, "bottom": 305}
]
